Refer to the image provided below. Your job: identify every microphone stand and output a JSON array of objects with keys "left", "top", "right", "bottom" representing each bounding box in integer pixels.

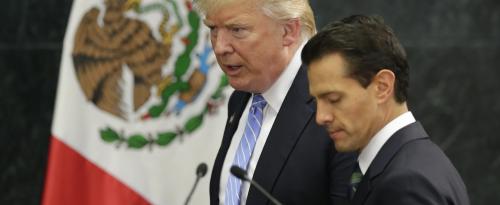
[
  {"left": 230, "top": 165, "right": 283, "bottom": 205},
  {"left": 184, "top": 177, "right": 201, "bottom": 205},
  {"left": 184, "top": 163, "right": 208, "bottom": 205},
  {"left": 248, "top": 179, "right": 283, "bottom": 205}
]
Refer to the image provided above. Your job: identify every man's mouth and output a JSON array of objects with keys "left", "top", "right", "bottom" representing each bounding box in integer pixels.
[
  {"left": 328, "top": 129, "right": 344, "bottom": 141},
  {"left": 223, "top": 64, "right": 243, "bottom": 76}
]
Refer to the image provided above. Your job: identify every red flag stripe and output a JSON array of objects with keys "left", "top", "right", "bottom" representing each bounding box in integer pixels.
[{"left": 42, "top": 136, "right": 150, "bottom": 205}]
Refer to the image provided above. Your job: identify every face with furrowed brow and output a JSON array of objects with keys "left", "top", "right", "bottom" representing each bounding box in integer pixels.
[{"left": 204, "top": 1, "right": 297, "bottom": 93}]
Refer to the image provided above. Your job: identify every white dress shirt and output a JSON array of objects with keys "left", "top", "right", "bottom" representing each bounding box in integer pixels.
[
  {"left": 218, "top": 43, "right": 305, "bottom": 205},
  {"left": 358, "top": 112, "right": 416, "bottom": 175}
]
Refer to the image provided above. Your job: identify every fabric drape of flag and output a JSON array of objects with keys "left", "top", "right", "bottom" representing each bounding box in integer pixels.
[{"left": 42, "top": 0, "right": 230, "bottom": 204}]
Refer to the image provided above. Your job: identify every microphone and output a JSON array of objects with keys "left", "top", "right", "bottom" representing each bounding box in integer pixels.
[
  {"left": 184, "top": 162, "right": 208, "bottom": 205},
  {"left": 230, "top": 166, "right": 283, "bottom": 205}
]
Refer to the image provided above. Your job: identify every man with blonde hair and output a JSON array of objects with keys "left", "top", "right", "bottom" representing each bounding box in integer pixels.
[{"left": 194, "top": 0, "right": 356, "bottom": 204}]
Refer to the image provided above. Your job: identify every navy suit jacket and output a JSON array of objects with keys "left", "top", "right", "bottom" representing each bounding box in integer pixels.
[
  {"left": 209, "top": 67, "right": 355, "bottom": 205},
  {"left": 352, "top": 122, "right": 470, "bottom": 205}
]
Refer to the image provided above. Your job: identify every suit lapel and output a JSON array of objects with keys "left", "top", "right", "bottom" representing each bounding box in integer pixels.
[
  {"left": 247, "top": 67, "right": 315, "bottom": 204},
  {"left": 209, "top": 91, "right": 251, "bottom": 204},
  {"left": 351, "top": 122, "right": 429, "bottom": 204}
]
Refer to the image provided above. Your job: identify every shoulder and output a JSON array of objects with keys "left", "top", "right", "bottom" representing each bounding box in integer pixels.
[
  {"left": 370, "top": 138, "right": 468, "bottom": 204},
  {"left": 372, "top": 168, "right": 442, "bottom": 204},
  {"left": 389, "top": 137, "right": 454, "bottom": 172}
]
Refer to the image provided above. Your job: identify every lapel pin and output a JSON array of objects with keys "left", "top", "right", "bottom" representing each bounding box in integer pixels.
[{"left": 229, "top": 114, "right": 235, "bottom": 124}]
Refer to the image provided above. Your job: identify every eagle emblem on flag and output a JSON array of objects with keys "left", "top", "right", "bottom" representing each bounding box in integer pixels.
[{"left": 70, "top": 0, "right": 228, "bottom": 150}]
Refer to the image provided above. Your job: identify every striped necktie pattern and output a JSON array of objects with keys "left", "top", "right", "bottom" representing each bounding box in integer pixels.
[{"left": 225, "top": 94, "right": 266, "bottom": 205}]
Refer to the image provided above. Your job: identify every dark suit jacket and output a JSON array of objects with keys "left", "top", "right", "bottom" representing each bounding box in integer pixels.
[
  {"left": 352, "top": 122, "right": 470, "bottom": 205},
  {"left": 209, "top": 67, "right": 356, "bottom": 205}
]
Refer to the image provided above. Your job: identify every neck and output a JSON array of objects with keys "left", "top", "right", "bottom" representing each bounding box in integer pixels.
[
  {"left": 383, "top": 102, "right": 409, "bottom": 125},
  {"left": 357, "top": 102, "right": 409, "bottom": 153}
]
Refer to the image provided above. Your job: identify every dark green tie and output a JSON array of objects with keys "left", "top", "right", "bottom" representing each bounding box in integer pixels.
[{"left": 349, "top": 163, "right": 363, "bottom": 199}]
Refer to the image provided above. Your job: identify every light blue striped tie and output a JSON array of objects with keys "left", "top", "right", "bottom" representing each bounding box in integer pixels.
[{"left": 225, "top": 94, "right": 267, "bottom": 205}]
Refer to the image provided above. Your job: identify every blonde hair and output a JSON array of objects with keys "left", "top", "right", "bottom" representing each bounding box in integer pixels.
[{"left": 193, "top": 0, "right": 316, "bottom": 40}]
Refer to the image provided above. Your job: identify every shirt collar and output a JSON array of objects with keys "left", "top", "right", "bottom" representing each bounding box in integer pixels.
[
  {"left": 260, "top": 42, "right": 305, "bottom": 113},
  {"left": 358, "top": 111, "right": 416, "bottom": 174}
]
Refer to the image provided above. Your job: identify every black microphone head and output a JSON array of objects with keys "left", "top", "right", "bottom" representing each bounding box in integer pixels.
[
  {"left": 196, "top": 163, "right": 208, "bottom": 177},
  {"left": 230, "top": 165, "right": 248, "bottom": 180}
]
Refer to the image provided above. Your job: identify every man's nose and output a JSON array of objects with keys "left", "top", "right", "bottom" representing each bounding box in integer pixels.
[
  {"left": 212, "top": 31, "right": 234, "bottom": 56},
  {"left": 315, "top": 103, "right": 333, "bottom": 126}
]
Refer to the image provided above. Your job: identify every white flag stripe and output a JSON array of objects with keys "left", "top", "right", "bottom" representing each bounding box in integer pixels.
[{"left": 50, "top": 0, "right": 232, "bottom": 204}]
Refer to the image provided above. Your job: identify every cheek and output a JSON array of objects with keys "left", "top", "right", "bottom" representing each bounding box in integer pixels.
[
  {"left": 235, "top": 42, "right": 260, "bottom": 66},
  {"left": 353, "top": 102, "right": 378, "bottom": 140},
  {"left": 340, "top": 99, "right": 371, "bottom": 132},
  {"left": 245, "top": 49, "right": 275, "bottom": 76}
]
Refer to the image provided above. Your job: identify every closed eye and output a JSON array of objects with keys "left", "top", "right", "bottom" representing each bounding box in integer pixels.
[
  {"left": 327, "top": 97, "right": 340, "bottom": 104},
  {"left": 322, "top": 93, "right": 341, "bottom": 104}
]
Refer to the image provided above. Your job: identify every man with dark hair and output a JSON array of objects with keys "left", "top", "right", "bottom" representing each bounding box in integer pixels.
[{"left": 302, "top": 15, "right": 470, "bottom": 205}]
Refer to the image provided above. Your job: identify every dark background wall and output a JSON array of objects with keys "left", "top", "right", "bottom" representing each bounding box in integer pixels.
[
  {"left": 1, "top": 0, "right": 72, "bottom": 204},
  {"left": 1, "top": 0, "right": 498, "bottom": 204}
]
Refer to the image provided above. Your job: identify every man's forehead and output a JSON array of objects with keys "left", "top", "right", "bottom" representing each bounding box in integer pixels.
[{"left": 205, "top": 9, "right": 259, "bottom": 26}]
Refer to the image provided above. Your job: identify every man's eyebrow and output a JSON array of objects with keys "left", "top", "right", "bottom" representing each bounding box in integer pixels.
[
  {"left": 225, "top": 22, "right": 246, "bottom": 28},
  {"left": 317, "top": 90, "right": 341, "bottom": 98},
  {"left": 311, "top": 90, "right": 328, "bottom": 98},
  {"left": 317, "top": 92, "right": 331, "bottom": 98}
]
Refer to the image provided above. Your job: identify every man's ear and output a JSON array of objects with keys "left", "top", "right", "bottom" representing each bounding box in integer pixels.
[
  {"left": 372, "top": 69, "right": 396, "bottom": 103},
  {"left": 283, "top": 19, "right": 301, "bottom": 46}
]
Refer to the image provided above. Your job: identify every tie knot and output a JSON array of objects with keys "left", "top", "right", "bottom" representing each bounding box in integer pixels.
[{"left": 251, "top": 94, "right": 267, "bottom": 109}]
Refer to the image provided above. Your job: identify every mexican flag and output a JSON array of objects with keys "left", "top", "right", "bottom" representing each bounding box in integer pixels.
[{"left": 42, "top": 0, "right": 230, "bottom": 204}]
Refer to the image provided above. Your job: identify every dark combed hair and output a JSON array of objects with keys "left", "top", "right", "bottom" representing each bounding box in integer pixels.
[{"left": 302, "top": 15, "right": 409, "bottom": 103}]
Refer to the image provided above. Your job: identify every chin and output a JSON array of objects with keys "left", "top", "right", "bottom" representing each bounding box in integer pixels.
[
  {"left": 228, "top": 80, "right": 247, "bottom": 91},
  {"left": 230, "top": 83, "right": 249, "bottom": 92},
  {"left": 334, "top": 143, "right": 356, "bottom": 153}
]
